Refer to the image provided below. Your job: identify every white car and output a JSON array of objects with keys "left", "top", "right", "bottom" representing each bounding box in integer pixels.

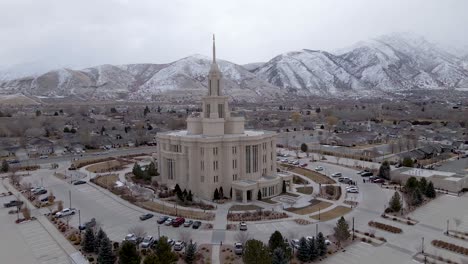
[
  {"left": 347, "top": 188, "right": 359, "bottom": 193},
  {"left": 290, "top": 239, "right": 300, "bottom": 249},
  {"left": 240, "top": 222, "right": 248, "bottom": 231},
  {"left": 292, "top": 161, "right": 300, "bottom": 166},
  {"left": 55, "top": 208, "right": 76, "bottom": 218},
  {"left": 281, "top": 159, "right": 288, "bottom": 163},
  {"left": 331, "top": 172, "right": 342, "bottom": 178},
  {"left": 164, "top": 218, "right": 173, "bottom": 226},
  {"left": 234, "top": 242, "right": 243, "bottom": 255},
  {"left": 140, "top": 236, "right": 154, "bottom": 248},
  {"left": 315, "top": 166, "right": 324, "bottom": 171},
  {"left": 174, "top": 241, "right": 185, "bottom": 251}
]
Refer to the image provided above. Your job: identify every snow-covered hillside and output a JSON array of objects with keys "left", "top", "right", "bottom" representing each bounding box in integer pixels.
[{"left": 1, "top": 33, "right": 467, "bottom": 101}]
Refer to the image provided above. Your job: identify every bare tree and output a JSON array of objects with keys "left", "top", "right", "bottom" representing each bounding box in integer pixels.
[
  {"left": 10, "top": 171, "right": 21, "bottom": 187},
  {"left": 62, "top": 214, "right": 74, "bottom": 228},
  {"left": 57, "top": 200, "right": 64, "bottom": 212},
  {"left": 235, "top": 231, "right": 251, "bottom": 245},
  {"left": 128, "top": 226, "right": 147, "bottom": 239},
  {"left": 453, "top": 218, "right": 461, "bottom": 232}
]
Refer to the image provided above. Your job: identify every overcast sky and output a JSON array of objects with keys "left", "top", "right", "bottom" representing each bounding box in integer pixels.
[{"left": 1, "top": 0, "right": 467, "bottom": 72}]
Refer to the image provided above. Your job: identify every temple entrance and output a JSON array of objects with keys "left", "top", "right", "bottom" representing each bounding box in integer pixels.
[{"left": 247, "top": 190, "right": 252, "bottom": 201}]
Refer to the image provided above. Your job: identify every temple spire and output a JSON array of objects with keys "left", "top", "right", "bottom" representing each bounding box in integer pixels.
[{"left": 212, "top": 34, "right": 216, "bottom": 63}]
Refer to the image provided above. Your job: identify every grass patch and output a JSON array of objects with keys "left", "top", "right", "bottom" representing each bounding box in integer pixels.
[
  {"left": 296, "top": 186, "right": 313, "bottom": 195},
  {"left": 137, "top": 201, "right": 215, "bottom": 220},
  {"left": 261, "top": 198, "right": 278, "bottom": 204},
  {"left": 93, "top": 174, "right": 119, "bottom": 189},
  {"left": 229, "top": 204, "right": 262, "bottom": 211},
  {"left": 285, "top": 200, "right": 332, "bottom": 215},
  {"left": 310, "top": 206, "right": 352, "bottom": 221},
  {"left": 86, "top": 160, "right": 124, "bottom": 173},
  {"left": 290, "top": 167, "right": 335, "bottom": 184}
]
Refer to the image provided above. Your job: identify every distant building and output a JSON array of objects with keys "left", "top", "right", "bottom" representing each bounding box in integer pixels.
[
  {"left": 156, "top": 36, "right": 292, "bottom": 202},
  {"left": 391, "top": 167, "right": 468, "bottom": 193}
]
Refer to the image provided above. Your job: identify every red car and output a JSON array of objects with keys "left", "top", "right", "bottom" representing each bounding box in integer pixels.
[
  {"left": 372, "top": 178, "right": 384, "bottom": 183},
  {"left": 172, "top": 217, "right": 185, "bottom": 227}
]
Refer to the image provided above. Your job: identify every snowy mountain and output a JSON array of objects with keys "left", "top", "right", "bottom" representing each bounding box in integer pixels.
[
  {"left": 1, "top": 33, "right": 468, "bottom": 101},
  {"left": 0, "top": 55, "right": 282, "bottom": 102},
  {"left": 255, "top": 33, "right": 468, "bottom": 94}
]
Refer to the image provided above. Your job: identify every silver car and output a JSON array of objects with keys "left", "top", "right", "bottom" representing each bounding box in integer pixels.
[
  {"left": 140, "top": 236, "right": 154, "bottom": 248},
  {"left": 174, "top": 241, "right": 185, "bottom": 251},
  {"left": 234, "top": 242, "right": 243, "bottom": 255}
]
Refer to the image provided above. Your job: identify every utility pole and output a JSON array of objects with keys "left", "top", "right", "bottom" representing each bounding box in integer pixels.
[
  {"left": 69, "top": 190, "right": 71, "bottom": 208},
  {"left": 316, "top": 223, "right": 318, "bottom": 236},
  {"left": 318, "top": 207, "right": 321, "bottom": 221},
  {"left": 446, "top": 219, "right": 449, "bottom": 235},
  {"left": 352, "top": 217, "right": 355, "bottom": 240},
  {"left": 421, "top": 237, "right": 424, "bottom": 254}
]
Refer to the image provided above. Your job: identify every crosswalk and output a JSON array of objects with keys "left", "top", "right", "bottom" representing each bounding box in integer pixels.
[{"left": 18, "top": 221, "right": 70, "bottom": 264}]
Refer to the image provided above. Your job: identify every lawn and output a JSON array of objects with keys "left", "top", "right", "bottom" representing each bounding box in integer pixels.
[
  {"left": 285, "top": 200, "right": 332, "bottom": 215},
  {"left": 290, "top": 167, "right": 335, "bottom": 184},
  {"left": 261, "top": 198, "right": 278, "bottom": 204},
  {"left": 86, "top": 160, "right": 124, "bottom": 173},
  {"left": 137, "top": 200, "right": 215, "bottom": 220},
  {"left": 310, "top": 206, "right": 352, "bottom": 221},
  {"left": 93, "top": 174, "right": 119, "bottom": 189},
  {"left": 296, "top": 186, "right": 314, "bottom": 195},
  {"left": 229, "top": 204, "right": 262, "bottom": 211}
]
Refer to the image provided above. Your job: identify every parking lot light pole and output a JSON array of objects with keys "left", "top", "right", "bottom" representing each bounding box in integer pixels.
[
  {"left": 78, "top": 210, "right": 81, "bottom": 233},
  {"left": 69, "top": 190, "right": 72, "bottom": 208},
  {"left": 446, "top": 219, "right": 449, "bottom": 235},
  {"left": 352, "top": 217, "right": 355, "bottom": 240},
  {"left": 421, "top": 237, "right": 425, "bottom": 254}
]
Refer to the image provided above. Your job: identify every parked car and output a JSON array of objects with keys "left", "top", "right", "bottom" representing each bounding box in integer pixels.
[
  {"left": 338, "top": 177, "right": 350, "bottom": 183},
  {"left": 157, "top": 216, "right": 169, "bottom": 224},
  {"left": 240, "top": 222, "right": 248, "bottom": 231},
  {"left": 331, "top": 172, "right": 342, "bottom": 178},
  {"left": 164, "top": 218, "right": 173, "bottom": 226},
  {"left": 192, "top": 221, "right": 202, "bottom": 229},
  {"left": 325, "top": 239, "right": 331, "bottom": 245},
  {"left": 123, "top": 233, "right": 139, "bottom": 244},
  {"left": 183, "top": 220, "right": 193, "bottom": 227},
  {"left": 4, "top": 200, "right": 23, "bottom": 208},
  {"left": 281, "top": 158, "right": 288, "bottom": 163},
  {"left": 39, "top": 155, "right": 49, "bottom": 159},
  {"left": 79, "top": 218, "right": 96, "bottom": 230},
  {"left": 347, "top": 188, "right": 359, "bottom": 193},
  {"left": 361, "top": 172, "right": 373, "bottom": 177},
  {"left": 372, "top": 178, "right": 385, "bottom": 183},
  {"left": 40, "top": 196, "right": 55, "bottom": 203},
  {"left": 290, "top": 239, "right": 300, "bottom": 249},
  {"left": 167, "top": 238, "right": 175, "bottom": 246},
  {"left": 292, "top": 161, "right": 300, "bottom": 166},
  {"left": 357, "top": 169, "right": 370, "bottom": 174},
  {"left": 33, "top": 188, "right": 47, "bottom": 195},
  {"left": 172, "top": 217, "right": 185, "bottom": 227},
  {"left": 234, "top": 242, "right": 243, "bottom": 255},
  {"left": 300, "top": 163, "right": 308, "bottom": 168},
  {"left": 315, "top": 166, "right": 324, "bottom": 171},
  {"left": 140, "top": 236, "right": 155, "bottom": 248},
  {"left": 55, "top": 208, "right": 76, "bottom": 218},
  {"left": 174, "top": 241, "right": 185, "bottom": 251},
  {"left": 140, "top": 213, "right": 154, "bottom": 221},
  {"left": 73, "top": 180, "right": 87, "bottom": 185}
]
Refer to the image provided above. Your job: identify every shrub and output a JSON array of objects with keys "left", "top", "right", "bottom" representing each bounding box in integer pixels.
[{"left": 88, "top": 257, "right": 94, "bottom": 262}]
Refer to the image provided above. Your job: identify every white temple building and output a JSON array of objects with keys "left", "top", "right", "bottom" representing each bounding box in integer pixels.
[{"left": 156, "top": 36, "right": 292, "bottom": 203}]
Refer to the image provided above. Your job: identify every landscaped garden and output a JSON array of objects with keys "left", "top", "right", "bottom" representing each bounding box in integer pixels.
[
  {"left": 296, "top": 186, "right": 314, "bottom": 195},
  {"left": 227, "top": 210, "right": 288, "bottom": 221},
  {"left": 285, "top": 199, "right": 332, "bottom": 215},
  {"left": 310, "top": 206, "right": 352, "bottom": 221},
  {"left": 290, "top": 167, "right": 335, "bottom": 184},
  {"left": 368, "top": 221, "right": 402, "bottom": 233}
]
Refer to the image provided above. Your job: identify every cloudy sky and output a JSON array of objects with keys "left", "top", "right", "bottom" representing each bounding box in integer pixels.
[{"left": 1, "top": 0, "right": 467, "bottom": 72}]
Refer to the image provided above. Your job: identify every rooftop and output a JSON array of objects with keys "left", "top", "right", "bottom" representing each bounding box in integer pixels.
[{"left": 160, "top": 129, "right": 274, "bottom": 138}]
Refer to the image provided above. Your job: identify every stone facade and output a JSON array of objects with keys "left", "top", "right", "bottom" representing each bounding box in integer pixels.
[{"left": 157, "top": 36, "right": 292, "bottom": 202}]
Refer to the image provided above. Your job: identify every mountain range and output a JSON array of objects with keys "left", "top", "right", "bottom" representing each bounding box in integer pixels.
[{"left": 1, "top": 32, "right": 468, "bottom": 102}]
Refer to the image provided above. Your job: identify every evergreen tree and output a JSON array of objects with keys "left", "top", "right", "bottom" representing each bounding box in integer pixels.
[
  {"left": 35, "top": 110, "right": 41, "bottom": 116},
  {"left": 155, "top": 237, "right": 178, "bottom": 264},
  {"left": 268, "top": 231, "right": 285, "bottom": 252},
  {"left": 300, "top": 143, "right": 309, "bottom": 157},
  {"left": 213, "top": 188, "right": 220, "bottom": 200},
  {"left": 402, "top": 157, "right": 414, "bottom": 167},
  {"left": 389, "top": 191, "right": 402, "bottom": 212},
  {"left": 419, "top": 177, "right": 428, "bottom": 194},
  {"left": 315, "top": 107, "right": 321, "bottom": 114},
  {"left": 257, "top": 190, "right": 262, "bottom": 201},
  {"left": 219, "top": 186, "right": 224, "bottom": 198},
  {"left": 405, "top": 176, "right": 419, "bottom": 191},
  {"left": 184, "top": 241, "right": 196, "bottom": 264},
  {"left": 174, "top": 184, "right": 182, "bottom": 196},
  {"left": 132, "top": 162, "right": 143, "bottom": 179},
  {"left": 101, "top": 126, "right": 106, "bottom": 135},
  {"left": 118, "top": 241, "right": 141, "bottom": 264},
  {"left": 63, "top": 127, "right": 70, "bottom": 133},
  {"left": 143, "top": 253, "right": 159, "bottom": 264},
  {"left": 308, "top": 236, "right": 318, "bottom": 261},
  {"left": 316, "top": 232, "right": 327, "bottom": 256},
  {"left": 243, "top": 239, "right": 271, "bottom": 264},
  {"left": 334, "top": 216, "right": 350, "bottom": 246},
  {"left": 282, "top": 180, "right": 286, "bottom": 193},
  {"left": 97, "top": 236, "right": 115, "bottom": 264},
  {"left": 187, "top": 191, "right": 193, "bottom": 202},
  {"left": 230, "top": 187, "right": 232, "bottom": 198},
  {"left": 82, "top": 227, "right": 96, "bottom": 253},
  {"left": 271, "top": 248, "right": 288, "bottom": 264},
  {"left": 95, "top": 228, "right": 106, "bottom": 253},
  {"left": 425, "top": 181, "right": 436, "bottom": 198},
  {"left": 147, "top": 162, "right": 158, "bottom": 176},
  {"left": 1, "top": 160, "right": 9, "bottom": 173},
  {"left": 144, "top": 106, "right": 150, "bottom": 116},
  {"left": 409, "top": 188, "right": 423, "bottom": 206},
  {"left": 297, "top": 237, "right": 310, "bottom": 262},
  {"left": 378, "top": 161, "right": 391, "bottom": 180}
]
